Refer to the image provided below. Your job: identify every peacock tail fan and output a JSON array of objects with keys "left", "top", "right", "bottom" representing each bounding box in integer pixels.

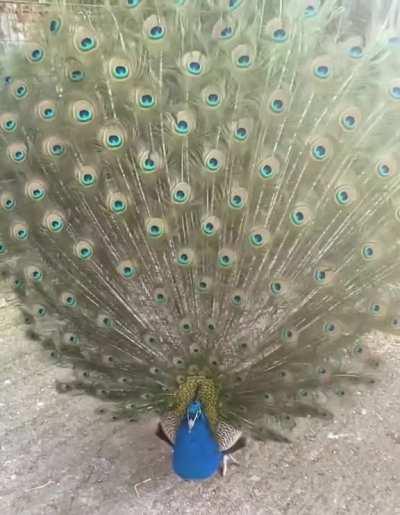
[{"left": 0, "top": 0, "right": 399, "bottom": 443}]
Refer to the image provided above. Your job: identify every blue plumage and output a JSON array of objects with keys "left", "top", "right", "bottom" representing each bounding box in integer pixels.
[{"left": 172, "top": 402, "right": 222, "bottom": 481}]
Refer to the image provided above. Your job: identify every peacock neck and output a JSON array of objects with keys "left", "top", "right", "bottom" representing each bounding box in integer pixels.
[{"left": 172, "top": 408, "right": 222, "bottom": 481}]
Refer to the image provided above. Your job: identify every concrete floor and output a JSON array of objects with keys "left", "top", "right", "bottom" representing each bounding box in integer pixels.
[{"left": 1, "top": 300, "right": 400, "bottom": 515}]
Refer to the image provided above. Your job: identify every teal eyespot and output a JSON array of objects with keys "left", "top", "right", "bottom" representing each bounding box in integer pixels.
[
  {"left": 234, "top": 127, "right": 248, "bottom": 141},
  {"left": 31, "top": 269, "right": 43, "bottom": 282},
  {"left": 2, "top": 197, "right": 16, "bottom": 210},
  {"left": 362, "top": 244, "right": 375, "bottom": 259},
  {"left": 147, "top": 220, "right": 165, "bottom": 239},
  {"left": 16, "top": 228, "right": 29, "bottom": 240},
  {"left": 377, "top": 162, "right": 391, "bottom": 177},
  {"left": 177, "top": 251, "right": 193, "bottom": 266},
  {"left": 3, "top": 119, "right": 16, "bottom": 132},
  {"left": 76, "top": 242, "right": 94, "bottom": 261},
  {"left": 49, "top": 18, "right": 61, "bottom": 32},
  {"left": 202, "top": 221, "right": 216, "bottom": 236},
  {"left": 30, "top": 48, "right": 44, "bottom": 62},
  {"left": 82, "top": 173, "right": 95, "bottom": 185},
  {"left": 237, "top": 54, "right": 251, "bottom": 68},
  {"left": 323, "top": 322, "right": 336, "bottom": 333},
  {"left": 149, "top": 25, "right": 165, "bottom": 40},
  {"left": 229, "top": 194, "right": 244, "bottom": 209},
  {"left": 117, "top": 260, "right": 137, "bottom": 279},
  {"left": 390, "top": 86, "right": 400, "bottom": 100},
  {"left": 67, "top": 333, "right": 80, "bottom": 344},
  {"left": 143, "top": 157, "right": 155, "bottom": 171},
  {"left": 77, "top": 108, "right": 93, "bottom": 123},
  {"left": 290, "top": 210, "right": 305, "bottom": 225},
  {"left": 313, "top": 64, "right": 330, "bottom": 79},
  {"left": 314, "top": 270, "right": 326, "bottom": 282},
  {"left": 0, "top": 243, "right": 7, "bottom": 255},
  {"left": 270, "top": 98, "right": 284, "bottom": 113},
  {"left": 29, "top": 184, "right": 46, "bottom": 200},
  {"left": 78, "top": 169, "right": 97, "bottom": 187},
  {"left": 228, "top": 0, "right": 242, "bottom": 10},
  {"left": 107, "top": 134, "right": 123, "bottom": 148},
  {"left": 180, "top": 321, "right": 192, "bottom": 333},
  {"left": 36, "top": 305, "right": 47, "bottom": 317},
  {"left": 312, "top": 144, "right": 327, "bottom": 160},
  {"left": 187, "top": 61, "right": 202, "bottom": 75},
  {"left": 349, "top": 46, "right": 363, "bottom": 59},
  {"left": 272, "top": 29, "right": 288, "bottom": 43},
  {"left": 175, "top": 120, "right": 189, "bottom": 134},
  {"left": 341, "top": 114, "right": 356, "bottom": 130},
  {"left": 127, "top": 0, "right": 141, "bottom": 6},
  {"left": 154, "top": 289, "right": 168, "bottom": 304},
  {"left": 79, "top": 36, "right": 97, "bottom": 52},
  {"left": 101, "top": 316, "right": 113, "bottom": 328},
  {"left": 206, "top": 93, "right": 221, "bottom": 107},
  {"left": 49, "top": 218, "right": 64, "bottom": 233},
  {"left": 220, "top": 26, "right": 234, "bottom": 39},
  {"left": 113, "top": 65, "right": 129, "bottom": 79},
  {"left": 257, "top": 157, "right": 281, "bottom": 180},
  {"left": 197, "top": 280, "right": 209, "bottom": 293},
  {"left": 218, "top": 253, "right": 234, "bottom": 268},
  {"left": 15, "top": 85, "right": 27, "bottom": 98},
  {"left": 370, "top": 303, "right": 380, "bottom": 315},
  {"left": 178, "top": 253, "right": 188, "bottom": 265},
  {"left": 174, "top": 190, "right": 186, "bottom": 202},
  {"left": 14, "top": 149, "right": 26, "bottom": 162},
  {"left": 122, "top": 266, "right": 135, "bottom": 278},
  {"left": 270, "top": 282, "right": 282, "bottom": 295},
  {"left": 281, "top": 328, "right": 296, "bottom": 343},
  {"left": 392, "top": 318, "right": 400, "bottom": 329},
  {"left": 172, "top": 186, "right": 190, "bottom": 204},
  {"left": 80, "top": 247, "right": 92, "bottom": 259},
  {"left": 70, "top": 70, "right": 85, "bottom": 82},
  {"left": 249, "top": 232, "right": 265, "bottom": 247},
  {"left": 51, "top": 143, "right": 65, "bottom": 156},
  {"left": 304, "top": 5, "right": 317, "bottom": 17},
  {"left": 112, "top": 198, "right": 127, "bottom": 213},
  {"left": 65, "top": 295, "right": 77, "bottom": 307},
  {"left": 335, "top": 189, "right": 350, "bottom": 205},
  {"left": 43, "top": 107, "right": 56, "bottom": 120},
  {"left": 260, "top": 164, "right": 272, "bottom": 178},
  {"left": 206, "top": 156, "right": 221, "bottom": 172},
  {"left": 150, "top": 225, "right": 161, "bottom": 237},
  {"left": 139, "top": 94, "right": 155, "bottom": 108},
  {"left": 232, "top": 294, "right": 242, "bottom": 306},
  {"left": 14, "top": 278, "right": 23, "bottom": 289}
]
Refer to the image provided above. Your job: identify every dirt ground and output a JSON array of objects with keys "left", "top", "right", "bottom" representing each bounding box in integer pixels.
[{"left": 1, "top": 301, "right": 400, "bottom": 515}]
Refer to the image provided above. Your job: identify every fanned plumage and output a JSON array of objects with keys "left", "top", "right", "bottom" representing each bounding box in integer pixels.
[{"left": 1, "top": 0, "right": 400, "bottom": 475}]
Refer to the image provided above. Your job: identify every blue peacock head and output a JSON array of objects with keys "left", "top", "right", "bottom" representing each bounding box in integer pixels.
[{"left": 186, "top": 400, "right": 203, "bottom": 432}]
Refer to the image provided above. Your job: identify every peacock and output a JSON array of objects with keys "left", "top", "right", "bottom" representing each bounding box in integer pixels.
[{"left": 1, "top": 0, "right": 400, "bottom": 482}]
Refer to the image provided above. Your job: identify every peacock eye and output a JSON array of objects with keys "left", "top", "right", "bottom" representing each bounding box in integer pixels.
[
  {"left": 348, "top": 46, "right": 363, "bottom": 59},
  {"left": 272, "top": 28, "right": 288, "bottom": 42},
  {"left": 314, "top": 64, "right": 330, "bottom": 79}
]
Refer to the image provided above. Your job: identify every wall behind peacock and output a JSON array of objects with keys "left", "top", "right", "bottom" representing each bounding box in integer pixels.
[{"left": 1, "top": 296, "right": 399, "bottom": 515}]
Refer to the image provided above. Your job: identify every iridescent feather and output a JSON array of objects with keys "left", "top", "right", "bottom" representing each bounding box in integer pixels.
[{"left": 0, "top": 0, "right": 399, "bottom": 481}]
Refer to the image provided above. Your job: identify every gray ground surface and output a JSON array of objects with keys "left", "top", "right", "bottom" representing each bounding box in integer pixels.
[{"left": 1, "top": 301, "right": 400, "bottom": 515}]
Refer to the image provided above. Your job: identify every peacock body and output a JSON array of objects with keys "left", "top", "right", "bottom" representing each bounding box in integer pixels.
[{"left": 0, "top": 0, "right": 399, "bottom": 481}]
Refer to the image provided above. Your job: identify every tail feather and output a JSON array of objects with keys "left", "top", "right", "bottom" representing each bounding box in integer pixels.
[{"left": 0, "top": 0, "right": 398, "bottom": 439}]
